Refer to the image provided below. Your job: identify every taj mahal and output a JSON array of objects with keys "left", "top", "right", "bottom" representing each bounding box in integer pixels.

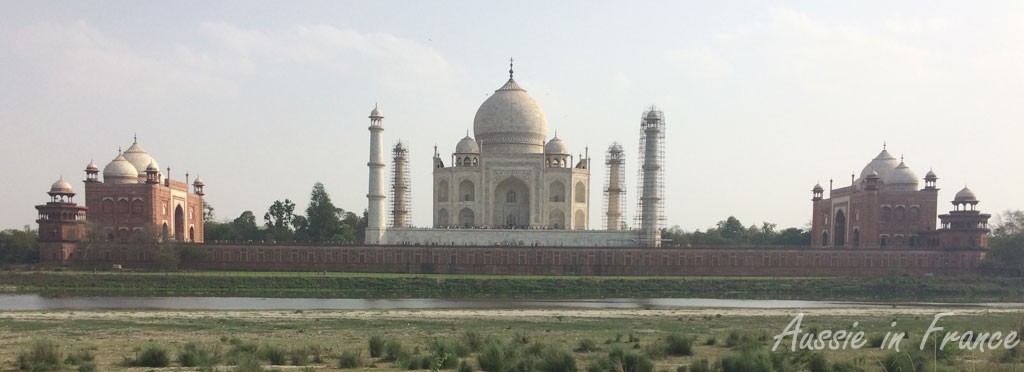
[{"left": 363, "top": 64, "right": 666, "bottom": 247}]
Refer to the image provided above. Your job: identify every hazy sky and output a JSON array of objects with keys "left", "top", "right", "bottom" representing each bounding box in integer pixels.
[{"left": 2, "top": 1, "right": 1023, "bottom": 232}]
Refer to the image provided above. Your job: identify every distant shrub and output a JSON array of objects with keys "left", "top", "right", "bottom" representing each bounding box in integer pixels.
[
  {"left": 704, "top": 337, "right": 717, "bottom": 346},
  {"left": 587, "top": 346, "right": 653, "bottom": 372},
  {"left": 76, "top": 362, "right": 98, "bottom": 372},
  {"left": 64, "top": 348, "right": 95, "bottom": 365},
  {"left": 234, "top": 354, "right": 265, "bottom": 372},
  {"left": 17, "top": 339, "right": 63, "bottom": 371},
  {"left": 537, "top": 345, "right": 577, "bottom": 372},
  {"left": 180, "top": 342, "right": 221, "bottom": 367},
  {"left": 338, "top": 349, "right": 364, "bottom": 369},
  {"left": 689, "top": 358, "right": 710, "bottom": 372},
  {"left": 575, "top": 339, "right": 600, "bottom": 353},
  {"left": 259, "top": 344, "right": 288, "bottom": 365},
  {"left": 369, "top": 335, "right": 386, "bottom": 358},
  {"left": 462, "top": 331, "right": 486, "bottom": 352},
  {"left": 127, "top": 343, "right": 170, "bottom": 368},
  {"left": 641, "top": 340, "right": 666, "bottom": 360},
  {"left": 478, "top": 340, "right": 517, "bottom": 372},
  {"left": 719, "top": 347, "right": 773, "bottom": 372},
  {"left": 664, "top": 334, "right": 693, "bottom": 356},
  {"left": 289, "top": 346, "right": 311, "bottom": 366},
  {"left": 404, "top": 354, "right": 432, "bottom": 370},
  {"left": 383, "top": 339, "right": 409, "bottom": 362},
  {"left": 431, "top": 338, "right": 470, "bottom": 359},
  {"left": 458, "top": 359, "right": 474, "bottom": 372}
]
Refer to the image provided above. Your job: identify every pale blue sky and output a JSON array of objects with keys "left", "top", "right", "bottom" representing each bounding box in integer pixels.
[{"left": 2, "top": 1, "right": 1022, "bottom": 232}]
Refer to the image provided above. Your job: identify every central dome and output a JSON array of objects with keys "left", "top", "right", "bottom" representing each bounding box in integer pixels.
[{"left": 473, "top": 77, "right": 548, "bottom": 154}]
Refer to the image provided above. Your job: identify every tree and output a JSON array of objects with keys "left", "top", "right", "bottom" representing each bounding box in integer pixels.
[
  {"left": 304, "top": 183, "right": 345, "bottom": 242},
  {"left": 203, "top": 201, "right": 215, "bottom": 222},
  {"left": 987, "top": 210, "right": 1024, "bottom": 275},
  {"left": 0, "top": 228, "right": 39, "bottom": 264},
  {"left": 230, "top": 211, "right": 261, "bottom": 242},
  {"left": 264, "top": 199, "right": 296, "bottom": 242},
  {"left": 716, "top": 216, "right": 747, "bottom": 243}
]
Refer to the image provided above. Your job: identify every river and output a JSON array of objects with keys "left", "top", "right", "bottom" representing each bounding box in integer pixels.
[{"left": 1, "top": 294, "right": 1020, "bottom": 311}]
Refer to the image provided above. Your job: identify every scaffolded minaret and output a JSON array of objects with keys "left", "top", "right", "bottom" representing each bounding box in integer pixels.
[
  {"left": 603, "top": 142, "right": 627, "bottom": 230},
  {"left": 365, "top": 105, "right": 387, "bottom": 244},
  {"left": 636, "top": 107, "right": 665, "bottom": 247},
  {"left": 390, "top": 141, "right": 411, "bottom": 228}
]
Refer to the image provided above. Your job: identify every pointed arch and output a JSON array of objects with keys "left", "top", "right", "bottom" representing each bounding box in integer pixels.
[
  {"left": 574, "top": 181, "right": 586, "bottom": 203},
  {"left": 833, "top": 210, "right": 846, "bottom": 246},
  {"left": 574, "top": 209, "right": 586, "bottom": 230},
  {"left": 549, "top": 209, "right": 565, "bottom": 229}
]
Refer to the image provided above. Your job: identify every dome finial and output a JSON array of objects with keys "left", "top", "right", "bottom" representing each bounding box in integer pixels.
[
  {"left": 883, "top": 141, "right": 887, "bottom": 150},
  {"left": 118, "top": 146, "right": 122, "bottom": 155},
  {"left": 133, "top": 133, "right": 137, "bottom": 144},
  {"left": 509, "top": 57, "right": 514, "bottom": 79}
]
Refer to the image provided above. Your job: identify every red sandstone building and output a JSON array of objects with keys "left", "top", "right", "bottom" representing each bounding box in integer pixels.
[
  {"left": 35, "top": 137, "right": 205, "bottom": 264},
  {"left": 811, "top": 146, "right": 990, "bottom": 249}
]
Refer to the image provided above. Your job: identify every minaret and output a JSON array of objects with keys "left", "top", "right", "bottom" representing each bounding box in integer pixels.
[
  {"left": 637, "top": 107, "right": 665, "bottom": 247},
  {"left": 604, "top": 142, "right": 626, "bottom": 230},
  {"left": 365, "top": 105, "right": 387, "bottom": 244},
  {"left": 390, "top": 141, "right": 411, "bottom": 228}
]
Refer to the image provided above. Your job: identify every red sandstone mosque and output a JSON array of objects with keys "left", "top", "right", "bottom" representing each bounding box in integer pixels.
[
  {"left": 35, "top": 137, "right": 205, "bottom": 263},
  {"left": 811, "top": 145, "right": 990, "bottom": 250}
]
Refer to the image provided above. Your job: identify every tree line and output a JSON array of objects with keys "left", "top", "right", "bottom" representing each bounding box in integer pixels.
[
  {"left": 661, "top": 216, "right": 811, "bottom": 246},
  {"left": 203, "top": 182, "right": 368, "bottom": 244}
]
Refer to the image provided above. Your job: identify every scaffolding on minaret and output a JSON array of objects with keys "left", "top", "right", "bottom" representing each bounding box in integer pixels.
[
  {"left": 603, "top": 142, "right": 627, "bottom": 230},
  {"left": 635, "top": 107, "right": 665, "bottom": 247},
  {"left": 389, "top": 141, "right": 411, "bottom": 228}
]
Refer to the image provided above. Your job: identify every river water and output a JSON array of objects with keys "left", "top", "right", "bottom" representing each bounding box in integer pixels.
[{"left": 1, "top": 294, "right": 1020, "bottom": 311}]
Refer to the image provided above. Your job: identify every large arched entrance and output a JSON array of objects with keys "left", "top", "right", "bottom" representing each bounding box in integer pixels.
[
  {"left": 493, "top": 177, "right": 530, "bottom": 228},
  {"left": 549, "top": 209, "right": 565, "bottom": 229},
  {"left": 458, "top": 208, "right": 475, "bottom": 228},
  {"left": 174, "top": 205, "right": 185, "bottom": 241},
  {"left": 833, "top": 210, "right": 846, "bottom": 246}
]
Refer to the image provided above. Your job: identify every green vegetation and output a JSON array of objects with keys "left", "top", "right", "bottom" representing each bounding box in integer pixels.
[
  {"left": 124, "top": 343, "right": 170, "bottom": 367},
  {"left": 16, "top": 339, "right": 62, "bottom": 371},
  {"left": 1, "top": 310, "right": 1022, "bottom": 371},
  {"left": 662, "top": 216, "right": 811, "bottom": 246},
  {"left": 203, "top": 183, "right": 367, "bottom": 244},
  {"left": 2, "top": 269, "right": 1022, "bottom": 301},
  {"left": 0, "top": 228, "right": 38, "bottom": 264}
]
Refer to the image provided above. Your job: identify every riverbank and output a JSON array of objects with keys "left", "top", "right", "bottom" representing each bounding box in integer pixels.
[
  {"left": 1, "top": 270, "right": 1022, "bottom": 301},
  {"left": 2, "top": 307, "right": 1022, "bottom": 371}
]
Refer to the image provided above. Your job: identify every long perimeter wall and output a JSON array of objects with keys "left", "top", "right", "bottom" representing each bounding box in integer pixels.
[{"left": 173, "top": 245, "right": 985, "bottom": 277}]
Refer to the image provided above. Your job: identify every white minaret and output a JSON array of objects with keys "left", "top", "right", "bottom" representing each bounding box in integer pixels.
[
  {"left": 365, "top": 105, "right": 387, "bottom": 244},
  {"left": 390, "top": 141, "right": 411, "bottom": 228},
  {"left": 604, "top": 142, "right": 626, "bottom": 230},
  {"left": 637, "top": 107, "right": 664, "bottom": 247}
]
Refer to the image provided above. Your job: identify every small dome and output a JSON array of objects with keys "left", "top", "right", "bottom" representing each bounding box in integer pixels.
[
  {"left": 85, "top": 161, "right": 98, "bottom": 172},
  {"left": 370, "top": 105, "right": 383, "bottom": 118},
  {"left": 123, "top": 139, "right": 158, "bottom": 176},
  {"left": 146, "top": 161, "right": 159, "bottom": 172},
  {"left": 49, "top": 177, "right": 73, "bottom": 194},
  {"left": 925, "top": 169, "right": 937, "bottom": 179},
  {"left": 544, "top": 135, "right": 570, "bottom": 154},
  {"left": 812, "top": 183, "right": 823, "bottom": 191},
  {"left": 954, "top": 187, "right": 978, "bottom": 202},
  {"left": 645, "top": 109, "right": 662, "bottom": 121},
  {"left": 103, "top": 153, "right": 139, "bottom": 184},
  {"left": 887, "top": 161, "right": 919, "bottom": 185},
  {"left": 608, "top": 142, "right": 624, "bottom": 153},
  {"left": 455, "top": 135, "right": 480, "bottom": 154},
  {"left": 193, "top": 177, "right": 204, "bottom": 186}
]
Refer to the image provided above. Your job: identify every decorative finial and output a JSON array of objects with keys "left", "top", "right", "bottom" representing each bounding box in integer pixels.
[
  {"left": 900, "top": 154, "right": 904, "bottom": 162},
  {"left": 133, "top": 133, "right": 137, "bottom": 143},
  {"left": 118, "top": 147, "right": 122, "bottom": 155},
  {"left": 466, "top": 129, "right": 469, "bottom": 136},
  {"left": 883, "top": 141, "right": 887, "bottom": 150},
  {"left": 509, "top": 57, "right": 514, "bottom": 79}
]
